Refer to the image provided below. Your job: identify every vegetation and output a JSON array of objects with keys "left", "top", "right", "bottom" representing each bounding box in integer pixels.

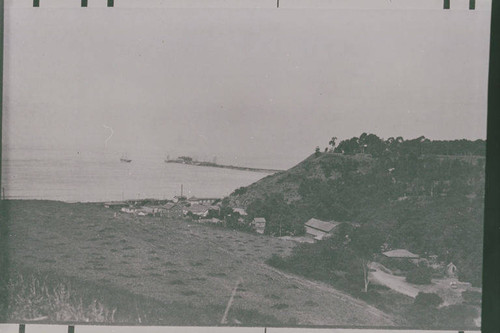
[
  {"left": 232, "top": 187, "right": 248, "bottom": 196},
  {"left": 7, "top": 273, "right": 116, "bottom": 322},
  {"left": 413, "top": 292, "right": 443, "bottom": 307},
  {"left": 407, "top": 300, "right": 478, "bottom": 329},
  {"left": 8, "top": 200, "right": 397, "bottom": 326},
  {"left": 462, "top": 290, "right": 482, "bottom": 305},
  {"left": 333, "top": 133, "right": 485, "bottom": 157},
  {"left": 246, "top": 193, "right": 306, "bottom": 236},
  {"left": 230, "top": 133, "right": 485, "bottom": 287},
  {"left": 266, "top": 223, "right": 384, "bottom": 293},
  {"left": 406, "top": 266, "right": 432, "bottom": 285}
]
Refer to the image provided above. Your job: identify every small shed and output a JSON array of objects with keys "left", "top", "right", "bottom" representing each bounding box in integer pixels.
[
  {"left": 252, "top": 217, "right": 266, "bottom": 234},
  {"left": 304, "top": 218, "right": 341, "bottom": 240},
  {"left": 446, "top": 262, "right": 458, "bottom": 277}
]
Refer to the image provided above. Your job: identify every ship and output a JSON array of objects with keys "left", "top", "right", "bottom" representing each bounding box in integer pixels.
[{"left": 120, "top": 154, "right": 132, "bottom": 163}]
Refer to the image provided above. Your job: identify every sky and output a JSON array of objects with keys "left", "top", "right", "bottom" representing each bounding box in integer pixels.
[{"left": 1, "top": 0, "right": 492, "bottom": 169}]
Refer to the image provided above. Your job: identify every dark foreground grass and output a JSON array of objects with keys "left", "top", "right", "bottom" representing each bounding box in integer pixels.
[{"left": 6, "top": 266, "right": 281, "bottom": 326}]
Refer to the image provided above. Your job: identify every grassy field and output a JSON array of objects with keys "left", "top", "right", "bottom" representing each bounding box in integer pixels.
[{"left": 3, "top": 200, "right": 395, "bottom": 326}]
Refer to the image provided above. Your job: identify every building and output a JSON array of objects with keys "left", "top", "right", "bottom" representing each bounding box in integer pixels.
[
  {"left": 121, "top": 207, "right": 136, "bottom": 214},
  {"left": 188, "top": 196, "right": 219, "bottom": 205},
  {"left": 104, "top": 202, "right": 129, "bottom": 209},
  {"left": 183, "top": 204, "right": 211, "bottom": 217},
  {"left": 304, "top": 218, "right": 341, "bottom": 240},
  {"left": 198, "top": 217, "right": 223, "bottom": 225},
  {"left": 233, "top": 208, "right": 248, "bottom": 216},
  {"left": 382, "top": 249, "right": 420, "bottom": 264},
  {"left": 137, "top": 206, "right": 155, "bottom": 216},
  {"left": 161, "top": 203, "right": 184, "bottom": 219},
  {"left": 252, "top": 217, "right": 266, "bottom": 234},
  {"left": 446, "top": 262, "right": 458, "bottom": 277}
]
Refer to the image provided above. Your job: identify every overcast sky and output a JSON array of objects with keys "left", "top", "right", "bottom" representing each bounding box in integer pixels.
[{"left": 2, "top": 2, "right": 491, "bottom": 168}]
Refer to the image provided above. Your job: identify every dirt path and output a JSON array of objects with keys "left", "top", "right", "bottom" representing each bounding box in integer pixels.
[
  {"left": 368, "top": 262, "right": 419, "bottom": 298},
  {"left": 261, "top": 263, "right": 395, "bottom": 324},
  {"left": 368, "top": 262, "right": 476, "bottom": 307}
]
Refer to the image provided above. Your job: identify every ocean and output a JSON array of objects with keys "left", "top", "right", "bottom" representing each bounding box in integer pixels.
[{"left": 1, "top": 148, "right": 271, "bottom": 202}]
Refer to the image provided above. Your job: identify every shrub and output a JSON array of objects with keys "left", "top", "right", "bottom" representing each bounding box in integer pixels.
[
  {"left": 462, "top": 290, "right": 482, "bottom": 305},
  {"left": 406, "top": 267, "right": 432, "bottom": 285},
  {"left": 232, "top": 187, "right": 248, "bottom": 196},
  {"left": 414, "top": 292, "right": 443, "bottom": 308},
  {"left": 271, "top": 303, "right": 289, "bottom": 309},
  {"left": 304, "top": 300, "right": 319, "bottom": 307},
  {"left": 265, "top": 254, "right": 288, "bottom": 270},
  {"left": 437, "top": 304, "right": 479, "bottom": 328},
  {"left": 7, "top": 274, "right": 116, "bottom": 322}
]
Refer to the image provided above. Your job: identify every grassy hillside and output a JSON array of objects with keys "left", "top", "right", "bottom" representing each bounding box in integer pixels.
[
  {"left": 226, "top": 136, "right": 485, "bottom": 287},
  {"left": 227, "top": 152, "right": 374, "bottom": 208},
  {"left": 2, "top": 200, "right": 395, "bottom": 326}
]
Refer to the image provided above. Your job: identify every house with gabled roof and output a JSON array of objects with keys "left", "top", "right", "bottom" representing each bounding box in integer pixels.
[
  {"left": 382, "top": 249, "right": 420, "bottom": 259},
  {"left": 382, "top": 249, "right": 420, "bottom": 264},
  {"left": 304, "top": 218, "right": 342, "bottom": 240}
]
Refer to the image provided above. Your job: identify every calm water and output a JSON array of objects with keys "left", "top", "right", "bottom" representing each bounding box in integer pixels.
[{"left": 1, "top": 148, "right": 269, "bottom": 202}]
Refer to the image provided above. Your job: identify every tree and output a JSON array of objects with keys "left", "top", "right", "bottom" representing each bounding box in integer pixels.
[
  {"left": 349, "top": 225, "right": 385, "bottom": 292},
  {"left": 315, "top": 146, "right": 321, "bottom": 157},
  {"left": 329, "top": 137, "right": 338, "bottom": 150}
]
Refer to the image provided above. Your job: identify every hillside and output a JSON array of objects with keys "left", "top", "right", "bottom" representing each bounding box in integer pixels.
[
  {"left": 227, "top": 152, "right": 375, "bottom": 209},
  {"left": 225, "top": 135, "right": 486, "bottom": 287},
  {"left": 2, "top": 200, "right": 395, "bottom": 326}
]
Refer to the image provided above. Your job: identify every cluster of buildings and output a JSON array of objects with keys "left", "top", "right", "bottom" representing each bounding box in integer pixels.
[
  {"left": 106, "top": 199, "right": 460, "bottom": 283},
  {"left": 104, "top": 196, "right": 221, "bottom": 222},
  {"left": 105, "top": 200, "right": 359, "bottom": 239}
]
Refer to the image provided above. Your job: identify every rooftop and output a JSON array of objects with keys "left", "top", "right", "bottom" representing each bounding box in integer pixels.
[
  {"left": 382, "top": 249, "right": 420, "bottom": 259},
  {"left": 162, "top": 203, "right": 177, "bottom": 210},
  {"left": 186, "top": 204, "right": 211, "bottom": 214},
  {"left": 233, "top": 208, "right": 248, "bottom": 215},
  {"left": 305, "top": 218, "right": 341, "bottom": 233}
]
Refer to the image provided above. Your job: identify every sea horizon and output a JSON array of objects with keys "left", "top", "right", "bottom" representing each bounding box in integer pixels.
[{"left": 1, "top": 147, "right": 284, "bottom": 203}]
